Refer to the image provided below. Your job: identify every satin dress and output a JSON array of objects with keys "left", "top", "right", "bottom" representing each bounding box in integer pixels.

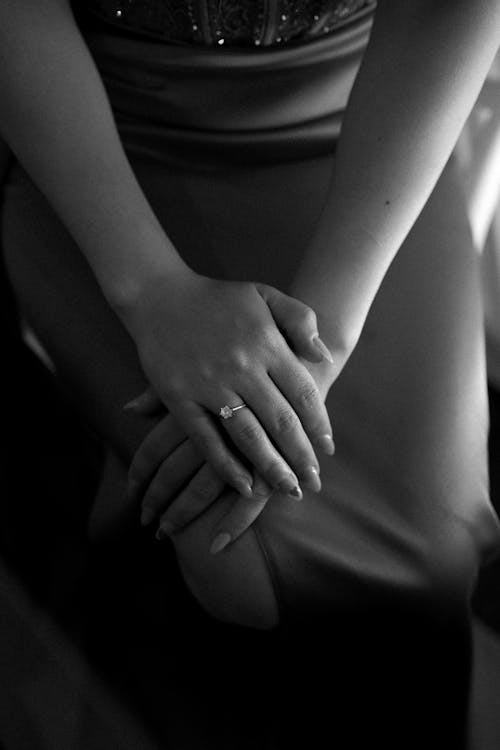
[{"left": 2, "top": 2, "right": 499, "bottom": 747}]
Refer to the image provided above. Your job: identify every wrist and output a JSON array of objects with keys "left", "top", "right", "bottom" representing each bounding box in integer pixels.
[
  {"left": 289, "top": 221, "right": 388, "bottom": 347},
  {"left": 102, "top": 231, "right": 196, "bottom": 332}
]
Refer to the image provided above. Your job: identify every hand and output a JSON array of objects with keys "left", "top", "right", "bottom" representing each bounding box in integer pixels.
[
  {"left": 124, "top": 389, "right": 278, "bottom": 552},
  {"left": 123, "top": 268, "right": 336, "bottom": 501},
  {"left": 124, "top": 312, "right": 348, "bottom": 555}
]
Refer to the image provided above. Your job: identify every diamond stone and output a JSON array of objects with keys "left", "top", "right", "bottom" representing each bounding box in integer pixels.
[{"left": 219, "top": 405, "right": 233, "bottom": 419}]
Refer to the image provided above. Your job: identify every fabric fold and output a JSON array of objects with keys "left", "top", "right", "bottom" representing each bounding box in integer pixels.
[{"left": 83, "top": 11, "right": 373, "bottom": 167}]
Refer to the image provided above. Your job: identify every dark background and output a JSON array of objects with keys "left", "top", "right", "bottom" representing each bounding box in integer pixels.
[{"left": 2, "top": 257, "right": 500, "bottom": 749}]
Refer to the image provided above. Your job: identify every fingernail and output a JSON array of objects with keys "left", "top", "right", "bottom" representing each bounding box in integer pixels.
[
  {"left": 302, "top": 466, "right": 322, "bottom": 493},
  {"left": 312, "top": 335, "right": 334, "bottom": 365},
  {"left": 140, "top": 508, "right": 156, "bottom": 526},
  {"left": 123, "top": 398, "right": 139, "bottom": 412},
  {"left": 237, "top": 479, "right": 253, "bottom": 499},
  {"left": 278, "top": 475, "right": 298, "bottom": 494},
  {"left": 210, "top": 532, "right": 231, "bottom": 555},
  {"left": 317, "top": 434, "right": 335, "bottom": 456},
  {"left": 155, "top": 522, "right": 175, "bottom": 541},
  {"left": 289, "top": 485, "right": 303, "bottom": 501}
]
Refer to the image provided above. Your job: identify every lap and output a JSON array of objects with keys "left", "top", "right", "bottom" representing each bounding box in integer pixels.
[
  {"left": 1, "top": 159, "right": 281, "bottom": 629},
  {"left": 2, "top": 151, "right": 499, "bottom": 631}
]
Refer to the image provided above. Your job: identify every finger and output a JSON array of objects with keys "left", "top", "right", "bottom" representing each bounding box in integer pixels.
[
  {"left": 270, "top": 355, "right": 335, "bottom": 458},
  {"left": 216, "top": 392, "right": 304, "bottom": 498},
  {"left": 256, "top": 283, "right": 334, "bottom": 365},
  {"left": 127, "top": 416, "right": 187, "bottom": 505},
  {"left": 166, "top": 397, "right": 254, "bottom": 499},
  {"left": 156, "top": 462, "right": 226, "bottom": 539},
  {"left": 209, "top": 473, "right": 274, "bottom": 554},
  {"left": 237, "top": 372, "right": 322, "bottom": 492},
  {"left": 141, "top": 439, "right": 203, "bottom": 526},
  {"left": 123, "top": 386, "right": 165, "bottom": 416}
]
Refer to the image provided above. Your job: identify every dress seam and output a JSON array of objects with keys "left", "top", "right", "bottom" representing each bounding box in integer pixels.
[{"left": 252, "top": 518, "right": 286, "bottom": 624}]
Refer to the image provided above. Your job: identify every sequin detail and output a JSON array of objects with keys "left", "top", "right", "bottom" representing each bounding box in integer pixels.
[{"left": 79, "top": 0, "right": 374, "bottom": 47}]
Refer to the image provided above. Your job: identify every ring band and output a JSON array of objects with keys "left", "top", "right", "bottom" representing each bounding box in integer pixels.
[{"left": 219, "top": 403, "right": 247, "bottom": 419}]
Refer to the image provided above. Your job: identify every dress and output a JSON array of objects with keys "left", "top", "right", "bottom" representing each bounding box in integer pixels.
[{"left": 1, "top": 2, "right": 499, "bottom": 748}]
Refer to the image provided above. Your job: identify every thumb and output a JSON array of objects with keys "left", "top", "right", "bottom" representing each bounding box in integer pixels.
[
  {"left": 256, "top": 282, "right": 334, "bottom": 365},
  {"left": 123, "top": 386, "right": 165, "bottom": 416}
]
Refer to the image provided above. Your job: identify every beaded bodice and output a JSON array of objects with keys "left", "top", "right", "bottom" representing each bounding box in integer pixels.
[{"left": 78, "top": 0, "right": 375, "bottom": 47}]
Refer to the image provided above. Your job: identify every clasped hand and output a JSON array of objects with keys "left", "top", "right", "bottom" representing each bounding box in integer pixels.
[{"left": 123, "top": 269, "right": 338, "bottom": 552}]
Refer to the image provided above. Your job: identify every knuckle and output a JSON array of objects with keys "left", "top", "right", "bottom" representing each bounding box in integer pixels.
[
  {"left": 275, "top": 407, "right": 299, "bottom": 434},
  {"left": 259, "top": 322, "right": 278, "bottom": 349},
  {"left": 297, "top": 381, "right": 320, "bottom": 410},
  {"left": 197, "top": 362, "right": 217, "bottom": 382},
  {"left": 237, "top": 422, "right": 262, "bottom": 444},
  {"left": 301, "top": 306, "right": 317, "bottom": 329},
  {"left": 188, "top": 479, "right": 215, "bottom": 505},
  {"left": 229, "top": 347, "right": 251, "bottom": 373}
]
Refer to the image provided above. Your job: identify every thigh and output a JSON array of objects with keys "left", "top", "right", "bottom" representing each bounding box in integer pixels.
[
  {"left": 2, "top": 156, "right": 331, "bottom": 629},
  {"left": 255, "top": 154, "right": 500, "bottom": 624},
  {"left": 2, "top": 152, "right": 494, "bottom": 749},
  {"left": 1, "top": 153, "right": 333, "bottom": 452},
  {"left": 2, "top": 153, "right": 499, "bottom": 627}
]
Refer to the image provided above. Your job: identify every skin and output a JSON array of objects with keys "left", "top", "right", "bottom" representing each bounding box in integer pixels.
[
  {"left": 126, "top": 351, "right": 332, "bottom": 553},
  {"left": 128, "top": 0, "right": 500, "bottom": 550},
  {"left": 289, "top": 0, "right": 500, "bottom": 347},
  {"left": 0, "top": 0, "right": 334, "bottom": 506},
  {"left": 1, "top": 1, "right": 500, "bottom": 553}
]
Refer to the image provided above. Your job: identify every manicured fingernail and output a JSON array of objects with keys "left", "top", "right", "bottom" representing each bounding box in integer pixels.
[
  {"left": 123, "top": 398, "right": 139, "bottom": 412},
  {"left": 302, "top": 466, "right": 322, "bottom": 492},
  {"left": 156, "top": 522, "right": 175, "bottom": 541},
  {"left": 317, "top": 434, "right": 335, "bottom": 456},
  {"left": 237, "top": 479, "right": 253, "bottom": 499},
  {"left": 278, "top": 475, "right": 298, "bottom": 494},
  {"left": 312, "top": 335, "right": 334, "bottom": 365},
  {"left": 289, "top": 485, "right": 303, "bottom": 501},
  {"left": 140, "top": 508, "right": 156, "bottom": 526},
  {"left": 210, "top": 532, "right": 231, "bottom": 555}
]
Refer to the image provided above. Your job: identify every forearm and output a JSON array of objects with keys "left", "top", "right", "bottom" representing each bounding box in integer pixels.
[
  {"left": 0, "top": 0, "right": 187, "bottom": 314},
  {"left": 289, "top": 0, "right": 500, "bottom": 347}
]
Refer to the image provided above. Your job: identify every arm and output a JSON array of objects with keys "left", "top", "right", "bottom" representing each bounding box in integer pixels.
[
  {"left": 0, "top": 0, "right": 333, "bottom": 503},
  {"left": 289, "top": 0, "right": 500, "bottom": 367},
  {"left": 0, "top": 0, "right": 182, "bottom": 300}
]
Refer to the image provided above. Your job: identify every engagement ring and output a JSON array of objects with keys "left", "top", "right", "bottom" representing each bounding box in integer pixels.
[{"left": 218, "top": 403, "right": 247, "bottom": 419}]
